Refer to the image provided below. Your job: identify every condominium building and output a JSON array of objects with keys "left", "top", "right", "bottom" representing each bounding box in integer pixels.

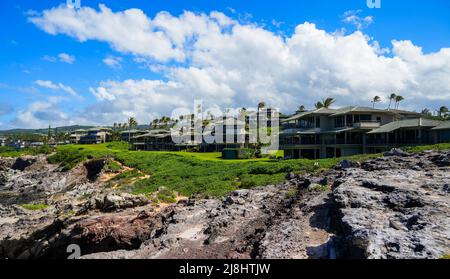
[{"left": 281, "top": 106, "right": 450, "bottom": 159}]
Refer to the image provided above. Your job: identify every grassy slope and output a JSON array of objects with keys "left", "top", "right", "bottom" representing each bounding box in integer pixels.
[
  {"left": 46, "top": 142, "right": 377, "bottom": 197},
  {"left": 1, "top": 142, "right": 449, "bottom": 198}
]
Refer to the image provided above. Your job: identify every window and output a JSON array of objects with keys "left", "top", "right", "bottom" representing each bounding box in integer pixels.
[
  {"left": 360, "top": 115, "right": 371, "bottom": 121},
  {"left": 334, "top": 116, "right": 345, "bottom": 128},
  {"left": 315, "top": 117, "right": 321, "bottom": 128}
]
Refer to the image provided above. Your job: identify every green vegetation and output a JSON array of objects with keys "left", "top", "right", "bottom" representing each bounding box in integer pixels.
[
  {"left": 405, "top": 143, "right": 450, "bottom": 153},
  {"left": 153, "top": 188, "right": 177, "bottom": 203},
  {"left": 104, "top": 160, "right": 122, "bottom": 172},
  {"left": 21, "top": 204, "right": 49, "bottom": 211},
  {"left": 0, "top": 146, "right": 53, "bottom": 158},
  {"left": 3, "top": 142, "right": 449, "bottom": 199},
  {"left": 309, "top": 183, "right": 331, "bottom": 192},
  {"left": 43, "top": 143, "right": 381, "bottom": 198}
]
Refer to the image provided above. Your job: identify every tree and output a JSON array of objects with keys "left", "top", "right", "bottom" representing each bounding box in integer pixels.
[
  {"left": 372, "top": 96, "right": 381, "bottom": 108},
  {"left": 394, "top": 95, "right": 404, "bottom": 109},
  {"left": 314, "top": 102, "right": 324, "bottom": 109},
  {"left": 438, "top": 106, "right": 449, "bottom": 118},
  {"left": 127, "top": 117, "right": 138, "bottom": 142},
  {"left": 388, "top": 93, "right": 397, "bottom": 109},
  {"left": 421, "top": 108, "right": 432, "bottom": 117},
  {"left": 298, "top": 105, "right": 306, "bottom": 112},
  {"left": 315, "top": 97, "right": 335, "bottom": 109}
]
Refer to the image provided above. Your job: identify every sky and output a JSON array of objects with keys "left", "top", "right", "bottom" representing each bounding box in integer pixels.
[{"left": 0, "top": 0, "right": 449, "bottom": 129}]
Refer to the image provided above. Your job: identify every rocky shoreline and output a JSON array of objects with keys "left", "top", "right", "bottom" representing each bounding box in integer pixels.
[{"left": 0, "top": 150, "right": 449, "bottom": 259}]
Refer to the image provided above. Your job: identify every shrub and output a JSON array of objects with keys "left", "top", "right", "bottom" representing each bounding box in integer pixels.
[
  {"left": 222, "top": 148, "right": 255, "bottom": 159},
  {"left": 21, "top": 204, "right": 49, "bottom": 211}
]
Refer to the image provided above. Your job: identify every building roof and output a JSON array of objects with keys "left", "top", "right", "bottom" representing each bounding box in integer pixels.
[
  {"left": 431, "top": 121, "right": 450, "bottom": 130},
  {"left": 120, "top": 129, "right": 146, "bottom": 134},
  {"left": 88, "top": 127, "right": 112, "bottom": 132},
  {"left": 283, "top": 106, "right": 421, "bottom": 123},
  {"left": 329, "top": 106, "right": 393, "bottom": 117},
  {"left": 282, "top": 108, "right": 340, "bottom": 122},
  {"left": 368, "top": 118, "right": 442, "bottom": 134},
  {"left": 281, "top": 127, "right": 354, "bottom": 135},
  {"left": 386, "top": 109, "right": 421, "bottom": 116},
  {"left": 133, "top": 129, "right": 171, "bottom": 139}
]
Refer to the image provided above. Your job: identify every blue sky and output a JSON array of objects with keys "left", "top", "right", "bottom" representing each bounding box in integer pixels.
[{"left": 1, "top": 0, "right": 449, "bottom": 129}]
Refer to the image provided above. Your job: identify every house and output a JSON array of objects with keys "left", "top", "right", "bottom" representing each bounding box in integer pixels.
[
  {"left": 120, "top": 130, "right": 148, "bottom": 142},
  {"left": 131, "top": 117, "right": 251, "bottom": 152},
  {"left": 201, "top": 117, "right": 249, "bottom": 152},
  {"left": 280, "top": 106, "right": 446, "bottom": 159},
  {"left": 0, "top": 137, "right": 7, "bottom": 147},
  {"left": 366, "top": 118, "right": 444, "bottom": 152},
  {"left": 431, "top": 122, "right": 450, "bottom": 143},
  {"left": 78, "top": 128, "right": 112, "bottom": 144},
  {"left": 69, "top": 129, "right": 88, "bottom": 144},
  {"left": 132, "top": 129, "right": 174, "bottom": 151}
]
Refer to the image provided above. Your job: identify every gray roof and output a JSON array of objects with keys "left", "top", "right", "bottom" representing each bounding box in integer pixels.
[
  {"left": 133, "top": 129, "right": 171, "bottom": 139},
  {"left": 368, "top": 118, "right": 442, "bottom": 134},
  {"left": 330, "top": 106, "right": 393, "bottom": 117},
  {"left": 281, "top": 127, "right": 354, "bottom": 135},
  {"left": 284, "top": 106, "right": 421, "bottom": 123},
  {"left": 431, "top": 121, "right": 450, "bottom": 130},
  {"left": 283, "top": 108, "right": 340, "bottom": 122},
  {"left": 120, "top": 129, "right": 146, "bottom": 134},
  {"left": 386, "top": 109, "right": 421, "bottom": 116}
]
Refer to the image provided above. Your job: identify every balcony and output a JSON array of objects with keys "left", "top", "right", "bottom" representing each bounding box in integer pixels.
[{"left": 352, "top": 121, "right": 381, "bottom": 129}]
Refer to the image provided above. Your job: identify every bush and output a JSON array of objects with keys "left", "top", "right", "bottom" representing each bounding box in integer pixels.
[
  {"left": 21, "top": 204, "right": 49, "bottom": 211},
  {"left": 222, "top": 148, "right": 255, "bottom": 160}
]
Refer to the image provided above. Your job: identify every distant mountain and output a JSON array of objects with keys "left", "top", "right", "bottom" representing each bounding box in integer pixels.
[
  {"left": 0, "top": 124, "right": 152, "bottom": 135},
  {"left": 0, "top": 125, "right": 95, "bottom": 135}
]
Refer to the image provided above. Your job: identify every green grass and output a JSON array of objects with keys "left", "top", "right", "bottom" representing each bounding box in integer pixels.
[
  {"left": 0, "top": 146, "right": 53, "bottom": 158},
  {"left": 43, "top": 143, "right": 380, "bottom": 198},
  {"left": 405, "top": 143, "right": 450, "bottom": 153},
  {"left": 21, "top": 204, "right": 49, "bottom": 211},
  {"left": 10, "top": 142, "right": 450, "bottom": 198}
]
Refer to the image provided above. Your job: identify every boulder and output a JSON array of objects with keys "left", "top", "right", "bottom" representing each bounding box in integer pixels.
[
  {"left": 384, "top": 148, "right": 412, "bottom": 157},
  {"left": 12, "top": 157, "right": 37, "bottom": 171}
]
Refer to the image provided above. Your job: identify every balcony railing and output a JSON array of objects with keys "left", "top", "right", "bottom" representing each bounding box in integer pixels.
[{"left": 353, "top": 121, "right": 381, "bottom": 129}]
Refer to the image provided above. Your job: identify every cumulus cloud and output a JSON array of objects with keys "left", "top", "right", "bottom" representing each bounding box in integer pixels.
[
  {"left": 58, "top": 53, "right": 76, "bottom": 64},
  {"left": 25, "top": 4, "right": 450, "bottom": 127},
  {"left": 43, "top": 53, "right": 76, "bottom": 64},
  {"left": 13, "top": 97, "right": 69, "bottom": 128},
  {"left": 103, "top": 55, "right": 123, "bottom": 69},
  {"left": 342, "top": 10, "right": 374, "bottom": 30},
  {"left": 35, "top": 80, "right": 78, "bottom": 96}
]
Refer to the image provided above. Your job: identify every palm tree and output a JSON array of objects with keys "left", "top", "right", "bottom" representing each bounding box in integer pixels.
[
  {"left": 372, "top": 96, "right": 381, "bottom": 108},
  {"left": 388, "top": 93, "right": 397, "bottom": 109},
  {"left": 394, "top": 95, "right": 404, "bottom": 109},
  {"left": 421, "top": 108, "right": 432, "bottom": 117},
  {"left": 315, "top": 97, "right": 335, "bottom": 109},
  {"left": 298, "top": 105, "right": 306, "bottom": 112},
  {"left": 438, "top": 106, "right": 449, "bottom": 118},
  {"left": 314, "top": 102, "right": 324, "bottom": 109},
  {"left": 127, "top": 117, "right": 138, "bottom": 142},
  {"left": 257, "top": 102, "right": 266, "bottom": 113}
]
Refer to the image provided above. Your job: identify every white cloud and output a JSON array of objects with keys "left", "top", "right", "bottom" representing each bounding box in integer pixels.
[
  {"left": 342, "top": 10, "right": 374, "bottom": 30},
  {"left": 58, "top": 53, "right": 76, "bottom": 64},
  {"left": 35, "top": 80, "right": 78, "bottom": 96},
  {"left": 43, "top": 53, "right": 76, "bottom": 64},
  {"left": 23, "top": 4, "right": 450, "bottom": 127},
  {"left": 103, "top": 55, "right": 123, "bottom": 69}
]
